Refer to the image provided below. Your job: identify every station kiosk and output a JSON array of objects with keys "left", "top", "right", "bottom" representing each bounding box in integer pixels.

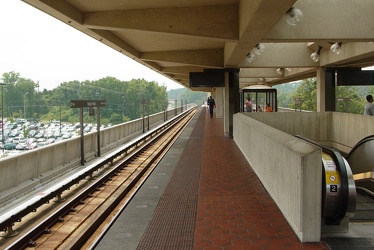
[{"left": 240, "top": 84, "right": 277, "bottom": 112}]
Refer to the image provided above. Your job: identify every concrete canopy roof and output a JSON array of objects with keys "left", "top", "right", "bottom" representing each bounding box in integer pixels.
[{"left": 22, "top": 0, "right": 374, "bottom": 91}]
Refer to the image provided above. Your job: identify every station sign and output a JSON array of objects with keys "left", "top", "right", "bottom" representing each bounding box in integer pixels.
[
  {"left": 70, "top": 99, "right": 107, "bottom": 164},
  {"left": 70, "top": 100, "right": 106, "bottom": 108}
]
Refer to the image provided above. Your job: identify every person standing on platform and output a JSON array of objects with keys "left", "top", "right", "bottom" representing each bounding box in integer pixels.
[
  {"left": 265, "top": 103, "right": 273, "bottom": 112},
  {"left": 364, "top": 94, "right": 374, "bottom": 115},
  {"left": 207, "top": 96, "right": 216, "bottom": 118},
  {"left": 245, "top": 97, "right": 253, "bottom": 112}
]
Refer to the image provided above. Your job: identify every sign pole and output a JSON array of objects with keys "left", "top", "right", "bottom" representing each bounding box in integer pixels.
[
  {"left": 97, "top": 107, "right": 101, "bottom": 157},
  {"left": 70, "top": 100, "right": 106, "bottom": 165},
  {"left": 80, "top": 107, "right": 84, "bottom": 165}
]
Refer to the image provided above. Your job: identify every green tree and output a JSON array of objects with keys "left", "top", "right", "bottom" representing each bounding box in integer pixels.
[
  {"left": 0, "top": 71, "right": 172, "bottom": 125},
  {"left": 109, "top": 113, "right": 122, "bottom": 124},
  {"left": 292, "top": 78, "right": 317, "bottom": 111},
  {"left": 275, "top": 82, "right": 301, "bottom": 108},
  {"left": 336, "top": 86, "right": 363, "bottom": 114}
]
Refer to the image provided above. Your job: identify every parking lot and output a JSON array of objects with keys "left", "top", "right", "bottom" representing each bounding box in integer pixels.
[{"left": 0, "top": 118, "right": 109, "bottom": 157}]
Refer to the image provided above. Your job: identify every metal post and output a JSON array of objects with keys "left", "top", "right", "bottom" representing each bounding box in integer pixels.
[
  {"left": 97, "top": 107, "right": 101, "bottom": 157},
  {"left": 142, "top": 100, "right": 145, "bottom": 133},
  {"left": 174, "top": 99, "right": 177, "bottom": 116},
  {"left": 80, "top": 107, "right": 84, "bottom": 165},
  {"left": 122, "top": 94, "right": 125, "bottom": 123},
  {"left": 122, "top": 99, "right": 125, "bottom": 122},
  {"left": 24, "top": 92, "right": 28, "bottom": 119},
  {"left": 37, "top": 83, "right": 40, "bottom": 120},
  {"left": 59, "top": 105, "right": 62, "bottom": 134},
  {"left": 1, "top": 83, "right": 5, "bottom": 154},
  {"left": 147, "top": 99, "right": 150, "bottom": 131}
]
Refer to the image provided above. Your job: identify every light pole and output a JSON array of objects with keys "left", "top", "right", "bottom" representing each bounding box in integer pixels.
[
  {"left": 24, "top": 92, "right": 28, "bottom": 119},
  {"left": 0, "top": 83, "right": 5, "bottom": 154},
  {"left": 122, "top": 94, "right": 125, "bottom": 122}
]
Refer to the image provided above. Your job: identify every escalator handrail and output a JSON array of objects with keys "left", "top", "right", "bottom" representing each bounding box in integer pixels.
[
  {"left": 346, "top": 135, "right": 374, "bottom": 159},
  {"left": 295, "top": 135, "right": 349, "bottom": 223}
]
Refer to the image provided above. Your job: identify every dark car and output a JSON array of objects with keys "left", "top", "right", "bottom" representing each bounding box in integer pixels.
[{"left": 4, "top": 143, "right": 16, "bottom": 150}]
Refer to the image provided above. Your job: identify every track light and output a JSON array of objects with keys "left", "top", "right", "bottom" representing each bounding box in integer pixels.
[
  {"left": 253, "top": 44, "right": 265, "bottom": 55},
  {"left": 310, "top": 46, "right": 322, "bottom": 62},
  {"left": 276, "top": 68, "right": 283, "bottom": 75},
  {"left": 285, "top": 7, "right": 303, "bottom": 26},
  {"left": 330, "top": 42, "right": 342, "bottom": 55},
  {"left": 246, "top": 52, "right": 255, "bottom": 63}
]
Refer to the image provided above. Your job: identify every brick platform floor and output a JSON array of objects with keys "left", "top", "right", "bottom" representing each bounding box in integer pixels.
[
  {"left": 193, "top": 109, "right": 330, "bottom": 250},
  {"left": 137, "top": 108, "right": 330, "bottom": 250}
]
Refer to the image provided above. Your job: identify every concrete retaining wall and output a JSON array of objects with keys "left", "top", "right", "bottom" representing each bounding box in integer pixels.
[
  {"left": 0, "top": 106, "right": 192, "bottom": 201},
  {"left": 246, "top": 112, "right": 374, "bottom": 154},
  {"left": 233, "top": 111, "right": 374, "bottom": 242},
  {"left": 233, "top": 113, "right": 322, "bottom": 242}
]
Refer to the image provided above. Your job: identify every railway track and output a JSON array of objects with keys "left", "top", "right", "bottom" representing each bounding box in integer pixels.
[{"left": 1, "top": 108, "right": 197, "bottom": 250}]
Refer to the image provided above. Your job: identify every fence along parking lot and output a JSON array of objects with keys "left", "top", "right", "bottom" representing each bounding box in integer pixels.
[{"left": 0, "top": 119, "right": 100, "bottom": 156}]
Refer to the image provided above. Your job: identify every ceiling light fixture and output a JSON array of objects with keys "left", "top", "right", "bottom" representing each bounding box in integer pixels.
[
  {"left": 330, "top": 42, "right": 342, "bottom": 55},
  {"left": 246, "top": 52, "right": 255, "bottom": 63},
  {"left": 276, "top": 68, "right": 283, "bottom": 75},
  {"left": 253, "top": 44, "right": 265, "bottom": 55},
  {"left": 285, "top": 7, "right": 303, "bottom": 26},
  {"left": 310, "top": 46, "right": 322, "bottom": 62}
]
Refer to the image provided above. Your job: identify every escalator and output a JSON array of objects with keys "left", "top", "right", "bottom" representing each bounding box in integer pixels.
[
  {"left": 296, "top": 135, "right": 374, "bottom": 224},
  {"left": 296, "top": 135, "right": 374, "bottom": 249},
  {"left": 345, "top": 135, "right": 374, "bottom": 221},
  {"left": 295, "top": 136, "right": 357, "bottom": 225}
]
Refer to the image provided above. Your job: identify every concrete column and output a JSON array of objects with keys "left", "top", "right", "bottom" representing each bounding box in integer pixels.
[
  {"left": 316, "top": 68, "right": 326, "bottom": 112},
  {"left": 224, "top": 73, "right": 230, "bottom": 137},
  {"left": 317, "top": 67, "right": 336, "bottom": 112},
  {"left": 325, "top": 68, "right": 336, "bottom": 111},
  {"left": 215, "top": 87, "right": 224, "bottom": 119},
  {"left": 227, "top": 69, "right": 240, "bottom": 138}
]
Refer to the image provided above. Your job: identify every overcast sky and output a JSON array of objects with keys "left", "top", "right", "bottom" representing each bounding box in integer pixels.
[{"left": 0, "top": 0, "right": 183, "bottom": 91}]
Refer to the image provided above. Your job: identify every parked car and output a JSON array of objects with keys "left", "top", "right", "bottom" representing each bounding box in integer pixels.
[
  {"left": 13, "top": 136, "right": 25, "bottom": 144},
  {"left": 25, "top": 142, "right": 37, "bottom": 150},
  {"left": 5, "top": 138, "right": 14, "bottom": 144},
  {"left": 9, "top": 130, "right": 20, "bottom": 137},
  {"left": 16, "top": 143, "right": 27, "bottom": 150},
  {"left": 4, "top": 143, "right": 16, "bottom": 150},
  {"left": 46, "top": 138, "right": 55, "bottom": 144},
  {"left": 35, "top": 131, "right": 45, "bottom": 139},
  {"left": 28, "top": 130, "right": 38, "bottom": 137},
  {"left": 36, "top": 142, "right": 49, "bottom": 147}
]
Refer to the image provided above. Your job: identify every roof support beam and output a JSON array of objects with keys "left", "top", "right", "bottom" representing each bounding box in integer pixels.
[
  {"left": 264, "top": 0, "right": 374, "bottom": 42},
  {"left": 239, "top": 43, "right": 317, "bottom": 68},
  {"left": 84, "top": 5, "right": 238, "bottom": 41},
  {"left": 161, "top": 66, "right": 204, "bottom": 76},
  {"left": 224, "top": 0, "right": 296, "bottom": 66},
  {"left": 141, "top": 49, "right": 223, "bottom": 68},
  {"left": 92, "top": 29, "right": 140, "bottom": 59}
]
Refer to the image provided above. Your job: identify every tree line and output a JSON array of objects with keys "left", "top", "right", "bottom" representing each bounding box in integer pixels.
[
  {"left": 1, "top": 71, "right": 170, "bottom": 125},
  {"left": 275, "top": 78, "right": 372, "bottom": 114},
  {"left": 6, "top": 71, "right": 366, "bottom": 124}
]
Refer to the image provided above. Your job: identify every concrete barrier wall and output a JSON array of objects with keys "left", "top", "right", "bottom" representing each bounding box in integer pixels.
[
  {"left": 234, "top": 111, "right": 374, "bottom": 241},
  {"left": 243, "top": 112, "right": 331, "bottom": 145},
  {"left": 233, "top": 113, "right": 322, "bottom": 242},
  {"left": 246, "top": 111, "right": 374, "bottom": 154},
  {"left": 330, "top": 112, "right": 374, "bottom": 153},
  {"left": 0, "top": 107, "right": 187, "bottom": 197}
]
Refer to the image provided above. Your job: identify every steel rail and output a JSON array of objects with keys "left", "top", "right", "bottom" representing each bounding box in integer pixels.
[{"left": 2, "top": 107, "right": 197, "bottom": 249}]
